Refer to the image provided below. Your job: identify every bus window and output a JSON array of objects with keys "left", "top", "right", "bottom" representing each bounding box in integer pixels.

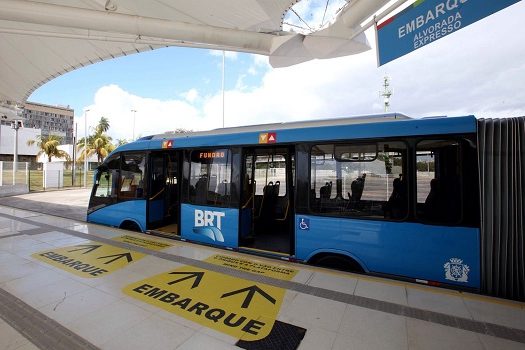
[
  {"left": 94, "top": 167, "right": 116, "bottom": 199},
  {"left": 89, "top": 154, "right": 119, "bottom": 211},
  {"left": 254, "top": 154, "right": 287, "bottom": 197},
  {"left": 118, "top": 153, "right": 146, "bottom": 200},
  {"left": 310, "top": 141, "right": 407, "bottom": 220},
  {"left": 189, "top": 149, "right": 232, "bottom": 207},
  {"left": 416, "top": 139, "right": 461, "bottom": 224}
]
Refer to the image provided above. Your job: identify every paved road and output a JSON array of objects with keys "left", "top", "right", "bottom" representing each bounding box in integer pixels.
[{"left": 0, "top": 188, "right": 90, "bottom": 221}]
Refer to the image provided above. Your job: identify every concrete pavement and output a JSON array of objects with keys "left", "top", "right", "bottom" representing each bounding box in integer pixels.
[{"left": 0, "top": 189, "right": 90, "bottom": 222}]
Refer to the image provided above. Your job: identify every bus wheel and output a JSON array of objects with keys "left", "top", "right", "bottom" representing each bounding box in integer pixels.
[
  {"left": 311, "top": 254, "right": 364, "bottom": 273},
  {"left": 120, "top": 221, "right": 141, "bottom": 232}
]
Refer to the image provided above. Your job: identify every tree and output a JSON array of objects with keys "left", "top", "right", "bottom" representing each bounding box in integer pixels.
[
  {"left": 77, "top": 117, "right": 115, "bottom": 164},
  {"left": 116, "top": 138, "right": 128, "bottom": 147},
  {"left": 96, "top": 116, "right": 110, "bottom": 134},
  {"left": 173, "top": 128, "right": 193, "bottom": 134},
  {"left": 164, "top": 128, "right": 193, "bottom": 135},
  {"left": 27, "top": 135, "right": 71, "bottom": 162}
]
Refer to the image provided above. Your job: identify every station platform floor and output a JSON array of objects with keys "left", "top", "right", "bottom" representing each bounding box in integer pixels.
[{"left": 0, "top": 201, "right": 524, "bottom": 349}]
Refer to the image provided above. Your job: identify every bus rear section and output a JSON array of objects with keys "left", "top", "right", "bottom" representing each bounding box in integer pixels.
[{"left": 294, "top": 135, "right": 482, "bottom": 291}]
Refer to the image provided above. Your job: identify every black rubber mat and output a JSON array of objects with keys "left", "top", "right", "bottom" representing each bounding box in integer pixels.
[{"left": 236, "top": 320, "right": 306, "bottom": 350}]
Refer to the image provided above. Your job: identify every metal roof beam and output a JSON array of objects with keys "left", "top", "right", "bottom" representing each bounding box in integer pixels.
[{"left": 0, "top": 0, "right": 277, "bottom": 55}]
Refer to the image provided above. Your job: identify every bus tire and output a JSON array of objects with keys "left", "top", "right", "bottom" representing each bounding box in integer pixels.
[
  {"left": 120, "top": 220, "right": 141, "bottom": 232},
  {"left": 310, "top": 253, "right": 364, "bottom": 273}
]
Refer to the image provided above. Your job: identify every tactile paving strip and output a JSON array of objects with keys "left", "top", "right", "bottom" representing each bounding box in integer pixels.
[{"left": 0, "top": 287, "right": 100, "bottom": 350}]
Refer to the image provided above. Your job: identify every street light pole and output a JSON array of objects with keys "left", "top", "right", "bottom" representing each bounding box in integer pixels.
[
  {"left": 72, "top": 123, "right": 77, "bottom": 186},
  {"left": 11, "top": 120, "right": 21, "bottom": 185},
  {"left": 222, "top": 50, "right": 225, "bottom": 128},
  {"left": 83, "top": 109, "right": 90, "bottom": 188},
  {"left": 131, "top": 109, "right": 136, "bottom": 140}
]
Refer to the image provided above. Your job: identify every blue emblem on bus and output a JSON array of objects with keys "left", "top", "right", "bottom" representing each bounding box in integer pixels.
[{"left": 193, "top": 209, "right": 225, "bottom": 242}]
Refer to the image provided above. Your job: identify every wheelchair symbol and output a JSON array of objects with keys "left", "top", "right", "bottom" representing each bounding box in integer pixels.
[{"left": 299, "top": 218, "right": 310, "bottom": 230}]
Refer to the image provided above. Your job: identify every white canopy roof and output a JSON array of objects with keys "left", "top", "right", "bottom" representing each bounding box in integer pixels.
[{"left": 0, "top": 0, "right": 393, "bottom": 104}]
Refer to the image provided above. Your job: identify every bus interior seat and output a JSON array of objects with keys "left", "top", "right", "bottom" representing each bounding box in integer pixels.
[
  {"left": 255, "top": 181, "right": 273, "bottom": 219},
  {"left": 256, "top": 181, "right": 279, "bottom": 223},
  {"left": 319, "top": 181, "right": 332, "bottom": 212},
  {"left": 424, "top": 178, "right": 442, "bottom": 220},
  {"left": 350, "top": 174, "right": 366, "bottom": 202},
  {"left": 209, "top": 175, "right": 217, "bottom": 194},
  {"left": 384, "top": 176, "right": 407, "bottom": 219},
  {"left": 310, "top": 188, "right": 317, "bottom": 203},
  {"left": 320, "top": 181, "right": 332, "bottom": 199},
  {"left": 194, "top": 176, "right": 208, "bottom": 203},
  {"left": 217, "top": 180, "right": 229, "bottom": 196},
  {"left": 273, "top": 181, "right": 280, "bottom": 196},
  {"left": 345, "top": 174, "right": 366, "bottom": 212},
  {"left": 214, "top": 180, "right": 231, "bottom": 205}
]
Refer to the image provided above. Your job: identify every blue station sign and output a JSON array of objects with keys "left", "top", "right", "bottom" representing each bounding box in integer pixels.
[{"left": 376, "top": 0, "right": 521, "bottom": 66}]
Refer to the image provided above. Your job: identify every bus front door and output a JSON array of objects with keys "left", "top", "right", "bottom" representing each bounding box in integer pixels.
[
  {"left": 239, "top": 147, "right": 294, "bottom": 255},
  {"left": 147, "top": 151, "right": 180, "bottom": 236}
]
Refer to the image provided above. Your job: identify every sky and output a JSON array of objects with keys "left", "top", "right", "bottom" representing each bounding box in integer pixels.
[{"left": 29, "top": 0, "right": 525, "bottom": 142}]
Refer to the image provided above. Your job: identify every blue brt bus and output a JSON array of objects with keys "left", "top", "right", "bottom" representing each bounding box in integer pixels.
[{"left": 87, "top": 114, "right": 525, "bottom": 300}]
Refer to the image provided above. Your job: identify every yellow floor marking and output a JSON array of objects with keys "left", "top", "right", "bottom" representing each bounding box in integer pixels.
[
  {"left": 123, "top": 265, "right": 285, "bottom": 341},
  {"left": 112, "top": 234, "right": 174, "bottom": 251},
  {"left": 32, "top": 241, "right": 145, "bottom": 278},
  {"left": 206, "top": 254, "right": 298, "bottom": 281}
]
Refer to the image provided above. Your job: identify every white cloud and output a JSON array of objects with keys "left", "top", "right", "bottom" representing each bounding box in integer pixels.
[
  {"left": 84, "top": 2, "right": 525, "bottom": 142},
  {"left": 83, "top": 85, "right": 204, "bottom": 140},
  {"left": 181, "top": 88, "right": 199, "bottom": 103},
  {"left": 283, "top": 0, "right": 347, "bottom": 33},
  {"left": 252, "top": 54, "right": 270, "bottom": 67},
  {"left": 248, "top": 54, "right": 271, "bottom": 76}
]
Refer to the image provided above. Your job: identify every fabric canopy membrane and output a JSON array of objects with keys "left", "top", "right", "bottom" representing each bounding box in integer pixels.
[{"left": 0, "top": 0, "right": 393, "bottom": 104}]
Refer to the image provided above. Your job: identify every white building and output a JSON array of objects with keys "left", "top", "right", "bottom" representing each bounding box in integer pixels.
[{"left": 0, "top": 123, "right": 39, "bottom": 162}]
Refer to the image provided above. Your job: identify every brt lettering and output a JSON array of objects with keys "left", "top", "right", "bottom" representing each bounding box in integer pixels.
[{"left": 195, "top": 210, "right": 225, "bottom": 230}]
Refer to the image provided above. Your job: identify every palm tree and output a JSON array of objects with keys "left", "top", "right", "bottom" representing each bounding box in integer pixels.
[
  {"left": 96, "top": 116, "right": 110, "bottom": 134},
  {"left": 77, "top": 117, "right": 115, "bottom": 164},
  {"left": 27, "top": 135, "right": 71, "bottom": 162},
  {"left": 116, "top": 138, "right": 128, "bottom": 147}
]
